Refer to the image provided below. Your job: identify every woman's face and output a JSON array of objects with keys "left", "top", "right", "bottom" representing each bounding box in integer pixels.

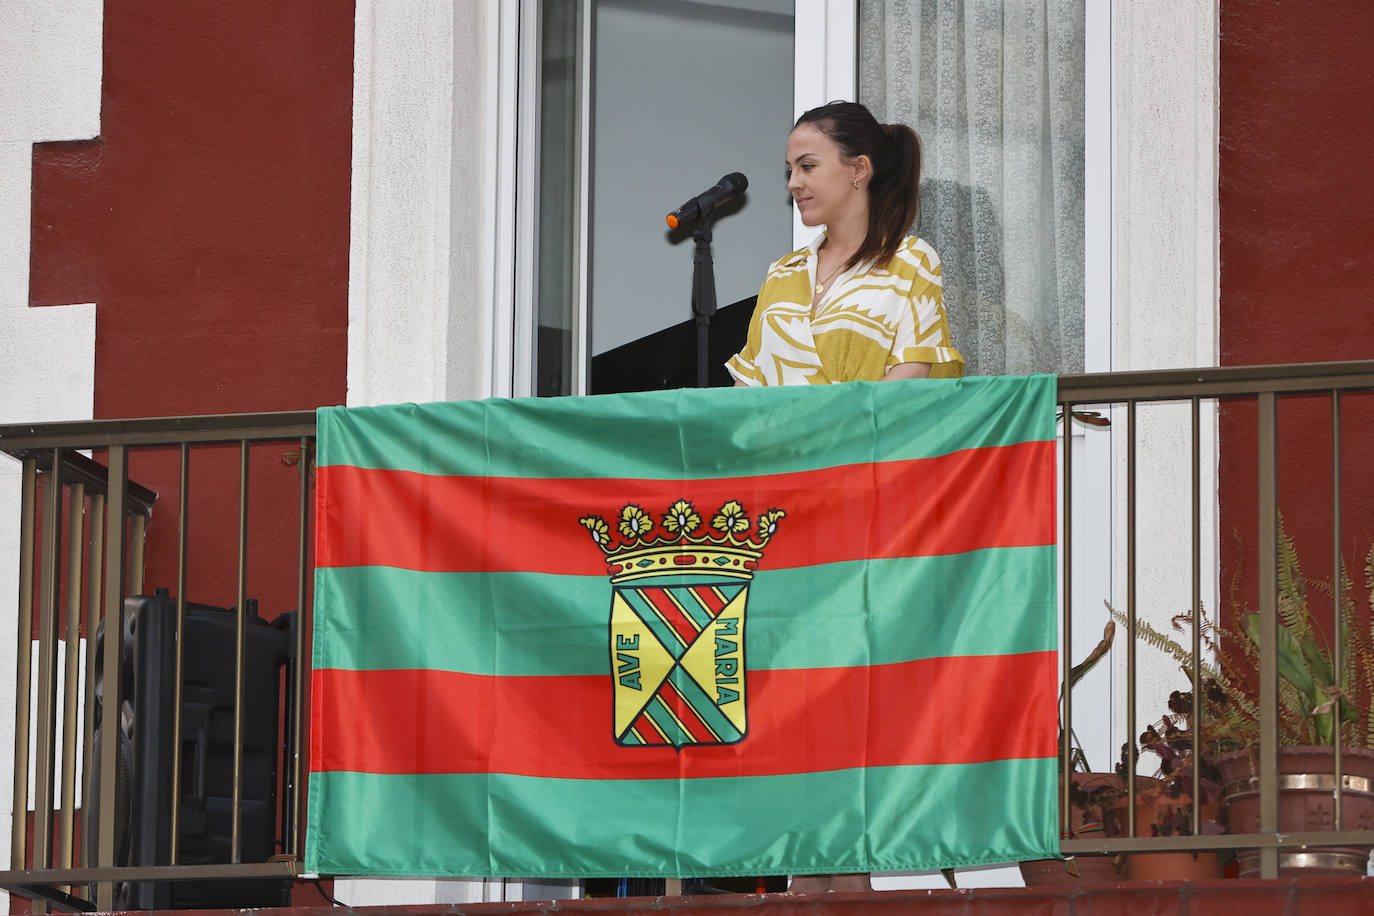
[{"left": 786, "top": 123, "right": 866, "bottom": 228}]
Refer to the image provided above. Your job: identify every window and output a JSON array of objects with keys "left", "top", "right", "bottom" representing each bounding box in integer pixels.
[{"left": 525, "top": 0, "right": 797, "bottom": 397}]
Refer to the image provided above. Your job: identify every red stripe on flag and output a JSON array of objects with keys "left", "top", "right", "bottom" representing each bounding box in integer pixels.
[
  {"left": 310, "top": 651, "right": 1057, "bottom": 779},
  {"left": 657, "top": 678, "right": 714, "bottom": 743},
  {"left": 315, "top": 440, "right": 1054, "bottom": 574},
  {"left": 694, "top": 586, "right": 726, "bottom": 616},
  {"left": 631, "top": 714, "right": 665, "bottom": 746},
  {"left": 643, "top": 587, "right": 701, "bottom": 646}
]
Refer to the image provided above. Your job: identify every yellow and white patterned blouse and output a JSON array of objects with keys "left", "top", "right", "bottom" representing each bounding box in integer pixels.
[{"left": 726, "top": 234, "right": 965, "bottom": 386}]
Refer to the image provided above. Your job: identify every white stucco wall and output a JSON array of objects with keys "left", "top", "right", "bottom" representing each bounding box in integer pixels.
[
  {"left": 0, "top": 5, "right": 101, "bottom": 423},
  {"left": 1110, "top": 0, "right": 1221, "bottom": 767},
  {"left": 347, "top": 0, "right": 493, "bottom": 410},
  {"left": 0, "top": 3, "right": 103, "bottom": 911}
]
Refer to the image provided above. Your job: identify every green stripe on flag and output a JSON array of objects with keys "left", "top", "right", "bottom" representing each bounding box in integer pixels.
[
  {"left": 668, "top": 667, "right": 736, "bottom": 741},
  {"left": 673, "top": 587, "right": 715, "bottom": 629},
  {"left": 312, "top": 545, "right": 1056, "bottom": 676},
  {"left": 315, "top": 376, "right": 1055, "bottom": 479},
  {"left": 304, "top": 759, "right": 1057, "bottom": 878},
  {"left": 620, "top": 587, "right": 692, "bottom": 656}
]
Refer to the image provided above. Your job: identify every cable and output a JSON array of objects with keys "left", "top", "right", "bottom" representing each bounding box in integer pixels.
[{"left": 314, "top": 879, "right": 345, "bottom": 907}]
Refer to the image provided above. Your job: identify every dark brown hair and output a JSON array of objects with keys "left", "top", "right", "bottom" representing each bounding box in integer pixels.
[{"left": 794, "top": 101, "right": 921, "bottom": 270}]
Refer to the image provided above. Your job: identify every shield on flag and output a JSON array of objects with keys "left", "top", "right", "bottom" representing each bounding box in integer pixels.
[
  {"left": 579, "top": 499, "right": 784, "bottom": 750},
  {"left": 609, "top": 577, "right": 748, "bottom": 748}
]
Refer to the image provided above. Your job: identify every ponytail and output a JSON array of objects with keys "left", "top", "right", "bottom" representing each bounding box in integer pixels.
[{"left": 794, "top": 102, "right": 922, "bottom": 270}]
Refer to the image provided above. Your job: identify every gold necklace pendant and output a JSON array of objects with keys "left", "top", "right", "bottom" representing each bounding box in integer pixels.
[{"left": 815, "top": 266, "right": 843, "bottom": 296}]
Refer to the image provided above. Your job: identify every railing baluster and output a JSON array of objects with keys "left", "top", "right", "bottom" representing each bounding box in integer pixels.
[
  {"left": 59, "top": 482, "right": 86, "bottom": 882},
  {"left": 34, "top": 450, "right": 65, "bottom": 888},
  {"left": 12, "top": 458, "right": 37, "bottom": 870},
  {"left": 1331, "top": 389, "right": 1343, "bottom": 829},
  {"left": 1061, "top": 406, "right": 1073, "bottom": 840},
  {"left": 129, "top": 514, "right": 146, "bottom": 596},
  {"left": 1257, "top": 391, "right": 1279, "bottom": 879},
  {"left": 97, "top": 446, "right": 128, "bottom": 912},
  {"left": 292, "top": 438, "right": 310, "bottom": 854},
  {"left": 1190, "top": 397, "right": 1202, "bottom": 837},
  {"left": 1125, "top": 400, "right": 1138, "bottom": 837},
  {"left": 81, "top": 492, "right": 105, "bottom": 869},
  {"left": 231, "top": 439, "right": 249, "bottom": 863},
  {"left": 171, "top": 443, "right": 190, "bottom": 863}
]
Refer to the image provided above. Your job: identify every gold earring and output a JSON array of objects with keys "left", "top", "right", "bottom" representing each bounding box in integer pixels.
[{"left": 852, "top": 179, "right": 860, "bottom": 189}]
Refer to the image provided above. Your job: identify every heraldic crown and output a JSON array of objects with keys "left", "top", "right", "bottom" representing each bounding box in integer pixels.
[{"left": 579, "top": 499, "right": 784, "bottom": 584}]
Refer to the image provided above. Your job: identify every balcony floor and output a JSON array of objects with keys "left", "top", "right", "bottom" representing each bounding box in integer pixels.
[{"left": 120, "top": 878, "right": 1372, "bottom": 916}]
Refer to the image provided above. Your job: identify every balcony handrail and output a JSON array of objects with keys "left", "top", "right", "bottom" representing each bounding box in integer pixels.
[
  {"left": 0, "top": 409, "right": 316, "bottom": 450},
  {"left": 3, "top": 357, "right": 1374, "bottom": 454},
  {"left": 1058, "top": 357, "right": 1374, "bottom": 400}
]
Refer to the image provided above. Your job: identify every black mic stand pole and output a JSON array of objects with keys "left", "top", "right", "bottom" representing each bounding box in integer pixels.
[{"left": 690, "top": 211, "right": 717, "bottom": 388}]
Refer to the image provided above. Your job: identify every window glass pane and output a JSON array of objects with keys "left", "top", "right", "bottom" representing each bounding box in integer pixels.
[
  {"left": 587, "top": 0, "right": 794, "bottom": 392},
  {"left": 536, "top": 0, "right": 581, "bottom": 396}
]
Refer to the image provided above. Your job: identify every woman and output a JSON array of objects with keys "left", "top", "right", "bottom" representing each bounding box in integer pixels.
[
  {"left": 728, "top": 102, "right": 963, "bottom": 894},
  {"left": 727, "top": 101, "right": 963, "bottom": 387}
]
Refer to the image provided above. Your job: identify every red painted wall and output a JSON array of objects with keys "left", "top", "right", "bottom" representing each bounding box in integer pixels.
[
  {"left": 1219, "top": 0, "right": 1374, "bottom": 621},
  {"left": 28, "top": 0, "right": 353, "bottom": 613},
  {"left": 18, "top": 4, "right": 352, "bottom": 900}
]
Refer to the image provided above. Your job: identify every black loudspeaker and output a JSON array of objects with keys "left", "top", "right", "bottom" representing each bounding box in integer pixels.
[{"left": 87, "top": 592, "right": 293, "bottom": 910}]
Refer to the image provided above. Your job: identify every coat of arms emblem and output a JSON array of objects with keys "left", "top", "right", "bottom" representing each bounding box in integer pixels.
[{"left": 579, "top": 499, "right": 784, "bottom": 749}]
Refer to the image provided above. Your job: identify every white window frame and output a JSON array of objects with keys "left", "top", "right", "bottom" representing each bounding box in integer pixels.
[
  {"left": 488, "top": 0, "right": 526, "bottom": 399},
  {"left": 792, "top": 0, "right": 858, "bottom": 249},
  {"left": 491, "top": 0, "right": 593, "bottom": 399},
  {"left": 1073, "top": 0, "right": 1117, "bottom": 770}
]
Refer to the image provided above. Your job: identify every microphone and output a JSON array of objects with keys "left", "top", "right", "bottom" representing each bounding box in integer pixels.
[{"left": 666, "top": 172, "right": 748, "bottom": 229}]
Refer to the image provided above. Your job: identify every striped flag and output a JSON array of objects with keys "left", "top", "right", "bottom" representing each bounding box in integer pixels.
[{"left": 306, "top": 376, "right": 1060, "bottom": 878}]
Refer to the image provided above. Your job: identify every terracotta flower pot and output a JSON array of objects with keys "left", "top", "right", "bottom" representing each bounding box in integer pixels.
[
  {"left": 1018, "top": 772, "right": 1126, "bottom": 887},
  {"left": 1124, "top": 850, "right": 1223, "bottom": 881},
  {"left": 1218, "top": 745, "right": 1374, "bottom": 877},
  {"left": 1112, "top": 796, "right": 1224, "bottom": 881},
  {"left": 1018, "top": 854, "right": 1121, "bottom": 886}
]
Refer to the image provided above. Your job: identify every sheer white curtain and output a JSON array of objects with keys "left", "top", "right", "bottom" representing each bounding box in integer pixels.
[{"left": 858, "top": 0, "right": 1085, "bottom": 375}]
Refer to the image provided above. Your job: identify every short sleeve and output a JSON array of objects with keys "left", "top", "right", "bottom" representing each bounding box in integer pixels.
[
  {"left": 725, "top": 280, "right": 770, "bottom": 387},
  {"left": 887, "top": 241, "right": 965, "bottom": 379}
]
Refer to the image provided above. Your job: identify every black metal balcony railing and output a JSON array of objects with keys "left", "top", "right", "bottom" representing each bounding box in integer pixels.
[
  {"left": 1, "top": 414, "right": 315, "bottom": 913},
  {"left": 0, "top": 359, "right": 1372, "bottom": 912}
]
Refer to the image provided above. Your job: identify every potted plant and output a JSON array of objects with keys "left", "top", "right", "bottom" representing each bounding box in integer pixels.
[
  {"left": 1110, "top": 690, "right": 1229, "bottom": 880},
  {"left": 1019, "top": 621, "right": 1131, "bottom": 886},
  {"left": 1215, "top": 528, "right": 1374, "bottom": 876},
  {"left": 1112, "top": 525, "right": 1374, "bottom": 877}
]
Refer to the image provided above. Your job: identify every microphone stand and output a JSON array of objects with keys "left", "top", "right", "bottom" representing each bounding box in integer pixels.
[{"left": 690, "top": 211, "right": 717, "bottom": 388}]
